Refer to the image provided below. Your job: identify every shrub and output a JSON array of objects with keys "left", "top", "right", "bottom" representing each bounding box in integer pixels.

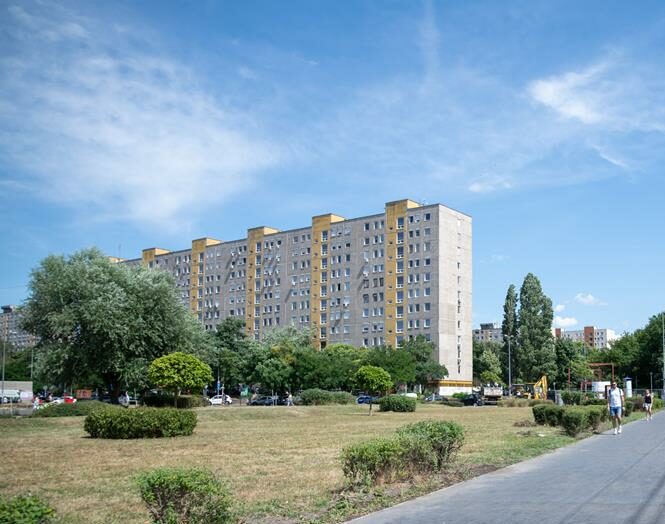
[
  {"left": 84, "top": 406, "right": 197, "bottom": 439},
  {"left": 561, "top": 391, "right": 582, "bottom": 406},
  {"left": 441, "top": 400, "right": 464, "bottom": 407},
  {"left": 543, "top": 405, "right": 564, "bottom": 426},
  {"left": 143, "top": 394, "right": 207, "bottom": 409},
  {"left": 624, "top": 400, "right": 634, "bottom": 417},
  {"left": 627, "top": 397, "right": 643, "bottom": 411},
  {"left": 585, "top": 406, "right": 605, "bottom": 431},
  {"left": 299, "top": 389, "right": 332, "bottom": 405},
  {"left": 379, "top": 395, "right": 416, "bottom": 412},
  {"left": 396, "top": 420, "right": 464, "bottom": 467},
  {"left": 136, "top": 467, "right": 232, "bottom": 524},
  {"left": 497, "top": 398, "right": 529, "bottom": 408},
  {"left": 654, "top": 398, "right": 663, "bottom": 410},
  {"left": 331, "top": 392, "right": 356, "bottom": 405},
  {"left": 581, "top": 397, "right": 606, "bottom": 406},
  {"left": 561, "top": 407, "right": 589, "bottom": 436},
  {"left": 0, "top": 494, "right": 54, "bottom": 524},
  {"left": 532, "top": 404, "right": 548, "bottom": 425},
  {"left": 33, "top": 400, "right": 107, "bottom": 418},
  {"left": 451, "top": 392, "right": 467, "bottom": 400}
]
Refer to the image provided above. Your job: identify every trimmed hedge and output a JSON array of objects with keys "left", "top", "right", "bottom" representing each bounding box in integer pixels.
[
  {"left": 136, "top": 467, "right": 232, "bottom": 524},
  {"left": 497, "top": 398, "right": 529, "bottom": 407},
  {"left": 396, "top": 420, "right": 464, "bottom": 467},
  {"left": 299, "top": 389, "right": 355, "bottom": 405},
  {"left": 654, "top": 398, "right": 664, "bottom": 410},
  {"left": 532, "top": 404, "right": 548, "bottom": 425},
  {"left": 543, "top": 405, "right": 564, "bottom": 426},
  {"left": 84, "top": 406, "right": 197, "bottom": 439},
  {"left": 379, "top": 395, "right": 417, "bottom": 412},
  {"left": 561, "top": 407, "right": 589, "bottom": 436},
  {"left": 33, "top": 400, "right": 107, "bottom": 418},
  {"left": 143, "top": 394, "right": 208, "bottom": 409},
  {"left": 0, "top": 494, "right": 54, "bottom": 524},
  {"left": 624, "top": 400, "right": 634, "bottom": 417},
  {"left": 341, "top": 419, "right": 465, "bottom": 485}
]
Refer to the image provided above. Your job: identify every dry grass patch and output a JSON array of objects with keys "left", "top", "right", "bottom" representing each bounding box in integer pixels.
[{"left": 0, "top": 404, "right": 579, "bottom": 523}]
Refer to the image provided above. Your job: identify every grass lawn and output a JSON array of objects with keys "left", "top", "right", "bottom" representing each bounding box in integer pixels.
[{"left": 0, "top": 404, "right": 643, "bottom": 523}]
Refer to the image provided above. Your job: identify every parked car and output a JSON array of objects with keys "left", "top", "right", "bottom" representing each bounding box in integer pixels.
[
  {"left": 460, "top": 393, "right": 483, "bottom": 406},
  {"left": 118, "top": 394, "right": 139, "bottom": 407},
  {"left": 356, "top": 395, "right": 382, "bottom": 405},
  {"left": 51, "top": 396, "right": 77, "bottom": 405},
  {"left": 424, "top": 393, "right": 443, "bottom": 402},
  {"left": 249, "top": 395, "right": 276, "bottom": 406},
  {"left": 209, "top": 394, "right": 232, "bottom": 406},
  {"left": 399, "top": 392, "right": 418, "bottom": 399}
]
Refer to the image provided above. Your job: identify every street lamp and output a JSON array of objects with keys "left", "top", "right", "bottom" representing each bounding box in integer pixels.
[{"left": 1, "top": 330, "right": 17, "bottom": 403}]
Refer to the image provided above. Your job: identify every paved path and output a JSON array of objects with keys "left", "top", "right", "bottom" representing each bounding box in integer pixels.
[{"left": 347, "top": 412, "right": 665, "bottom": 524}]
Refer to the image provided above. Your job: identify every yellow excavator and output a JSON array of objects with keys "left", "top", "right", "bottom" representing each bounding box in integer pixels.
[{"left": 511, "top": 375, "right": 548, "bottom": 399}]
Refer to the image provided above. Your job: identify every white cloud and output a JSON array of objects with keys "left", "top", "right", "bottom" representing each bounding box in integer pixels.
[
  {"left": 490, "top": 254, "right": 509, "bottom": 263},
  {"left": 528, "top": 63, "right": 607, "bottom": 124},
  {"left": 554, "top": 304, "right": 565, "bottom": 313},
  {"left": 574, "top": 293, "right": 607, "bottom": 306},
  {"left": 469, "top": 175, "right": 513, "bottom": 193},
  {"left": 554, "top": 316, "right": 578, "bottom": 328},
  {"left": 1, "top": 3, "right": 278, "bottom": 229}
]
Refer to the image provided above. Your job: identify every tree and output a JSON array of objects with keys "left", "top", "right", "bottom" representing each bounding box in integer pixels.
[
  {"left": 148, "top": 352, "right": 213, "bottom": 406},
  {"left": 363, "top": 346, "right": 416, "bottom": 388},
  {"left": 516, "top": 273, "right": 556, "bottom": 381},
  {"left": 209, "top": 318, "right": 253, "bottom": 392},
  {"left": 2, "top": 346, "right": 31, "bottom": 381},
  {"left": 554, "top": 339, "right": 586, "bottom": 386},
  {"left": 21, "top": 248, "right": 210, "bottom": 399},
  {"left": 473, "top": 341, "right": 503, "bottom": 385},
  {"left": 354, "top": 365, "right": 392, "bottom": 415},
  {"left": 400, "top": 336, "right": 448, "bottom": 389},
  {"left": 501, "top": 284, "right": 518, "bottom": 384}
]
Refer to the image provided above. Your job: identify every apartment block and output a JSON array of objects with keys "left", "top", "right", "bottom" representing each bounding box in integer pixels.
[
  {"left": 1, "top": 305, "right": 39, "bottom": 350},
  {"left": 472, "top": 323, "right": 503, "bottom": 343},
  {"left": 123, "top": 199, "right": 473, "bottom": 393},
  {"left": 554, "top": 326, "right": 618, "bottom": 350}
]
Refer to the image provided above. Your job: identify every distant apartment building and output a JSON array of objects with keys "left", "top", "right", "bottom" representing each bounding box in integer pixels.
[
  {"left": 472, "top": 323, "right": 503, "bottom": 343},
  {"left": 122, "top": 199, "right": 473, "bottom": 393},
  {"left": 1, "top": 305, "right": 39, "bottom": 350},
  {"left": 554, "top": 326, "right": 618, "bottom": 349}
]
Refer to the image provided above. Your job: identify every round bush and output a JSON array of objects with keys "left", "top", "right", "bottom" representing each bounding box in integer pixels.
[
  {"left": 0, "top": 494, "right": 54, "bottom": 523},
  {"left": 379, "top": 395, "right": 416, "bottom": 412},
  {"left": 396, "top": 419, "right": 465, "bottom": 467},
  {"left": 561, "top": 407, "right": 589, "bottom": 436},
  {"left": 33, "top": 400, "right": 107, "bottom": 418},
  {"left": 543, "top": 405, "right": 564, "bottom": 426},
  {"left": 532, "top": 404, "right": 548, "bottom": 425},
  {"left": 624, "top": 400, "right": 634, "bottom": 417},
  {"left": 136, "top": 467, "right": 232, "bottom": 524},
  {"left": 331, "top": 391, "right": 356, "bottom": 404},
  {"left": 84, "top": 406, "right": 197, "bottom": 439}
]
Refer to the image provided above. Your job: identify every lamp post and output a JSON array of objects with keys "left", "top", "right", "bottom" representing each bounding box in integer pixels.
[
  {"left": 661, "top": 312, "right": 664, "bottom": 400},
  {"left": 1, "top": 337, "right": 6, "bottom": 404},
  {"left": 650, "top": 371, "right": 653, "bottom": 392}
]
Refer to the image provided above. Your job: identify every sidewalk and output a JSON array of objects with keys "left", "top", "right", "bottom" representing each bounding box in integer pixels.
[{"left": 347, "top": 412, "right": 665, "bottom": 524}]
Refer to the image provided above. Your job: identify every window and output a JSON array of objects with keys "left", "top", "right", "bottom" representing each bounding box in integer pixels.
[
  {"left": 425, "top": 213, "right": 431, "bottom": 220},
  {"left": 424, "top": 319, "right": 431, "bottom": 328},
  {"left": 424, "top": 287, "right": 431, "bottom": 297},
  {"left": 397, "top": 217, "right": 404, "bottom": 230}
]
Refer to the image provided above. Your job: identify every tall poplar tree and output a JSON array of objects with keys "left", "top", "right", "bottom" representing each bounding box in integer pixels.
[
  {"left": 501, "top": 284, "right": 518, "bottom": 383},
  {"left": 516, "top": 273, "right": 556, "bottom": 381}
]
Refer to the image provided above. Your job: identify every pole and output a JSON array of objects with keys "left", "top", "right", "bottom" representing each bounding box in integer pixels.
[
  {"left": 650, "top": 371, "right": 653, "bottom": 391},
  {"left": 31, "top": 346, "right": 34, "bottom": 382},
  {"left": 505, "top": 335, "right": 512, "bottom": 396}
]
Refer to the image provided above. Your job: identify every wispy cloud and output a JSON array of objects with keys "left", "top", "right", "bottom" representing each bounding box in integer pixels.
[
  {"left": 554, "top": 304, "right": 566, "bottom": 313},
  {"left": 554, "top": 315, "right": 578, "bottom": 328},
  {"left": 575, "top": 293, "right": 607, "bottom": 306},
  {"left": 0, "top": 3, "right": 278, "bottom": 230}
]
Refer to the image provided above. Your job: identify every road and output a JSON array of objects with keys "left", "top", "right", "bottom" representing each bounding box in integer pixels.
[{"left": 347, "top": 412, "right": 665, "bottom": 524}]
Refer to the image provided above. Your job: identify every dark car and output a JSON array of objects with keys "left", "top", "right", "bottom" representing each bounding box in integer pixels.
[
  {"left": 424, "top": 393, "right": 443, "bottom": 402},
  {"left": 460, "top": 393, "right": 484, "bottom": 406},
  {"left": 249, "top": 395, "right": 284, "bottom": 406},
  {"left": 356, "top": 395, "right": 381, "bottom": 405}
]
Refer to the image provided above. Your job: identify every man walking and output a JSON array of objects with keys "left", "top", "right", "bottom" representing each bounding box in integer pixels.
[{"left": 607, "top": 381, "right": 625, "bottom": 435}]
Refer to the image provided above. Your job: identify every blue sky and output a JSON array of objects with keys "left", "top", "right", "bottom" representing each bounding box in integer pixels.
[{"left": 1, "top": 0, "right": 664, "bottom": 333}]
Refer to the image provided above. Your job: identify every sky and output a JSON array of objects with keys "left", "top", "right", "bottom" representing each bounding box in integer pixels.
[{"left": 1, "top": 0, "right": 664, "bottom": 334}]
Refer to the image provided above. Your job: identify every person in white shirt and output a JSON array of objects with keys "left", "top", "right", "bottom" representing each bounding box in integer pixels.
[{"left": 607, "top": 381, "right": 625, "bottom": 435}]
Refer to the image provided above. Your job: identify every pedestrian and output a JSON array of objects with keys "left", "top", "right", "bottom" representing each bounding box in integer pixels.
[
  {"left": 607, "top": 381, "right": 625, "bottom": 435},
  {"left": 644, "top": 389, "right": 653, "bottom": 421},
  {"left": 286, "top": 392, "right": 293, "bottom": 407}
]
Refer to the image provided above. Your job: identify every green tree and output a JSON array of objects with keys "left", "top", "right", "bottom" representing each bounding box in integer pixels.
[
  {"left": 400, "top": 336, "right": 448, "bottom": 389},
  {"left": 473, "top": 341, "right": 503, "bottom": 385},
  {"left": 363, "top": 346, "right": 416, "bottom": 388},
  {"left": 21, "top": 248, "right": 210, "bottom": 399},
  {"left": 501, "top": 284, "right": 518, "bottom": 383},
  {"left": 354, "top": 365, "right": 392, "bottom": 415},
  {"left": 209, "top": 318, "right": 253, "bottom": 392},
  {"left": 2, "top": 346, "right": 31, "bottom": 381},
  {"left": 148, "top": 352, "right": 213, "bottom": 406},
  {"left": 554, "top": 338, "right": 586, "bottom": 386},
  {"left": 516, "top": 273, "right": 556, "bottom": 381}
]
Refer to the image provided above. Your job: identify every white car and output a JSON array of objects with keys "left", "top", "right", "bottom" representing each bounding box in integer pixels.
[{"left": 209, "top": 394, "right": 232, "bottom": 406}]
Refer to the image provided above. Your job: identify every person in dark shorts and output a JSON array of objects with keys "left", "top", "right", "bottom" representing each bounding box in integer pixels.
[{"left": 644, "top": 389, "right": 653, "bottom": 421}]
